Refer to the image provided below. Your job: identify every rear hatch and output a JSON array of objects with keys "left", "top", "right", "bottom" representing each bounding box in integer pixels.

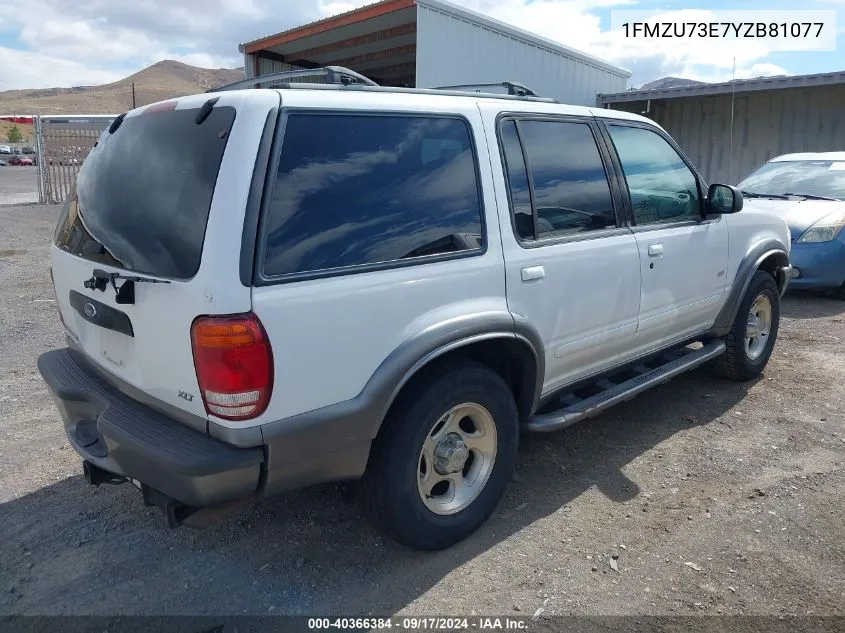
[{"left": 50, "top": 91, "right": 279, "bottom": 423}]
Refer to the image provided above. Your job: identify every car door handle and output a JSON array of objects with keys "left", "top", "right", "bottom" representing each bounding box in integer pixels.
[
  {"left": 647, "top": 244, "right": 664, "bottom": 257},
  {"left": 521, "top": 265, "right": 545, "bottom": 281}
]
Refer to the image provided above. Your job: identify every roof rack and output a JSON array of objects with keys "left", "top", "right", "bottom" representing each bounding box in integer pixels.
[
  {"left": 433, "top": 81, "right": 538, "bottom": 97},
  {"left": 209, "top": 66, "right": 378, "bottom": 92},
  {"left": 209, "top": 65, "right": 556, "bottom": 103},
  {"left": 277, "top": 83, "right": 558, "bottom": 103}
]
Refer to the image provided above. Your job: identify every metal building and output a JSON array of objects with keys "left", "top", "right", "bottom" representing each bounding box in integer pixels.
[
  {"left": 598, "top": 71, "right": 845, "bottom": 184},
  {"left": 239, "top": 0, "right": 630, "bottom": 106}
]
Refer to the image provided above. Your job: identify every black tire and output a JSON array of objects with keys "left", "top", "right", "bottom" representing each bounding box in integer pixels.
[
  {"left": 361, "top": 358, "right": 519, "bottom": 550},
  {"left": 712, "top": 270, "right": 780, "bottom": 381}
]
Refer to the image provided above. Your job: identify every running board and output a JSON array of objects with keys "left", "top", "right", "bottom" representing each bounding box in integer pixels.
[{"left": 525, "top": 341, "right": 726, "bottom": 433}]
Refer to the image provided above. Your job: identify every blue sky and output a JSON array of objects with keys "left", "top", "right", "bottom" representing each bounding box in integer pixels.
[{"left": 0, "top": 0, "right": 842, "bottom": 91}]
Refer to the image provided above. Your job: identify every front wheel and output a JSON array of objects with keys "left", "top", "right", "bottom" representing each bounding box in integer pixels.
[
  {"left": 712, "top": 270, "right": 780, "bottom": 381},
  {"left": 362, "top": 359, "right": 519, "bottom": 550}
]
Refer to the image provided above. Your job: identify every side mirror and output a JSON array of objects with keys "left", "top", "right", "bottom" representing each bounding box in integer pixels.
[{"left": 707, "top": 183, "right": 743, "bottom": 214}]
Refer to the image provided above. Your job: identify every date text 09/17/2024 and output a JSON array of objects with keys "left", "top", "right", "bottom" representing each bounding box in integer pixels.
[{"left": 307, "top": 617, "right": 530, "bottom": 630}]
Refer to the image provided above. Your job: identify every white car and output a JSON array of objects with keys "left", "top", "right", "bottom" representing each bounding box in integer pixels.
[{"left": 38, "top": 67, "right": 791, "bottom": 550}]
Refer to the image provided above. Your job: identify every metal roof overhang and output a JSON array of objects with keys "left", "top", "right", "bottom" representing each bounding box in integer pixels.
[
  {"left": 599, "top": 70, "right": 845, "bottom": 105},
  {"left": 241, "top": 0, "right": 418, "bottom": 86}
]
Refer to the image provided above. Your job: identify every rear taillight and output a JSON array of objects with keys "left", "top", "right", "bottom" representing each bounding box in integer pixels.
[{"left": 190, "top": 313, "right": 273, "bottom": 421}]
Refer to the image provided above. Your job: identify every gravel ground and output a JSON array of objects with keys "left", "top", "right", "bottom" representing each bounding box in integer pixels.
[
  {"left": 0, "top": 167, "right": 38, "bottom": 205},
  {"left": 0, "top": 203, "right": 843, "bottom": 617}
]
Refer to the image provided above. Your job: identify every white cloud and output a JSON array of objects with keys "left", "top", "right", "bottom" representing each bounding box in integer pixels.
[
  {"left": 0, "top": 47, "right": 124, "bottom": 90},
  {"left": 454, "top": 2, "right": 808, "bottom": 86},
  {"left": 19, "top": 20, "right": 161, "bottom": 62}
]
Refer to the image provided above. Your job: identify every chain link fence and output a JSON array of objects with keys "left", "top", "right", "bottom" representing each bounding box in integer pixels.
[{"left": 35, "top": 115, "right": 115, "bottom": 204}]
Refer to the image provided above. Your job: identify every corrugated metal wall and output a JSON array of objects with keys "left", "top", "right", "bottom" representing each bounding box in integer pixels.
[
  {"left": 415, "top": 4, "right": 627, "bottom": 106},
  {"left": 243, "top": 53, "right": 302, "bottom": 81},
  {"left": 608, "top": 84, "right": 845, "bottom": 184}
]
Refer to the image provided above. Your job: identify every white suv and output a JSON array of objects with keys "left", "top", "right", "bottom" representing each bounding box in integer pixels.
[{"left": 38, "top": 68, "right": 791, "bottom": 550}]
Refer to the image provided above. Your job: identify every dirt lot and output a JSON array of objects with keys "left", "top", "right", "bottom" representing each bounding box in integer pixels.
[{"left": 0, "top": 203, "right": 843, "bottom": 618}]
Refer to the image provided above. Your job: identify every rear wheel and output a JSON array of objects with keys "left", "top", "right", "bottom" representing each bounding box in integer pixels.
[
  {"left": 362, "top": 359, "right": 518, "bottom": 550},
  {"left": 712, "top": 270, "right": 780, "bottom": 381}
]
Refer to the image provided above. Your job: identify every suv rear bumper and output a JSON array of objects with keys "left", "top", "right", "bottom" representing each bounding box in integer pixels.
[{"left": 37, "top": 348, "right": 264, "bottom": 507}]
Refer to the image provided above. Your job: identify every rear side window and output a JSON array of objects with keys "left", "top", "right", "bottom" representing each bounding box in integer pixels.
[
  {"left": 262, "top": 113, "right": 484, "bottom": 278},
  {"left": 54, "top": 106, "right": 236, "bottom": 279},
  {"left": 500, "top": 119, "right": 617, "bottom": 240},
  {"left": 500, "top": 121, "right": 533, "bottom": 240}
]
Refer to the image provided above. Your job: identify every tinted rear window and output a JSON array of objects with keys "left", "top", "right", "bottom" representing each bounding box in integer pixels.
[
  {"left": 262, "top": 113, "right": 483, "bottom": 277},
  {"left": 54, "top": 106, "right": 236, "bottom": 279}
]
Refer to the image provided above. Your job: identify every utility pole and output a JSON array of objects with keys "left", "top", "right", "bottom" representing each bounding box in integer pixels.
[
  {"left": 728, "top": 57, "right": 736, "bottom": 184},
  {"left": 131, "top": 82, "right": 136, "bottom": 109}
]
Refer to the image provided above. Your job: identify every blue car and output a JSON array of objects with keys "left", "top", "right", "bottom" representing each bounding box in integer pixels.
[{"left": 737, "top": 152, "right": 845, "bottom": 299}]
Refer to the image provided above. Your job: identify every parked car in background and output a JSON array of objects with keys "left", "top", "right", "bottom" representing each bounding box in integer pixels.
[
  {"left": 9, "top": 156, "right": 34, "bottom": 166},
  {"left": 738, "top": 152, "right": 845, "bottom": 299},
  {"left": 0, "top": 159, "right": 6, "bottom": 166},
  {"left": 21, "top": 146, "right": 36, "bottom": 154},
  {"left": 0, "top": 145, "right": 11, "bottom": 154},
  {"left": 12, "top": 147, "right": 22, "bottom": 155}
]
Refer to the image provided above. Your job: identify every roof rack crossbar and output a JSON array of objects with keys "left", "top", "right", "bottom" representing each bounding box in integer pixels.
[
  {"left": 208, "top": 66, "right": 379, "bottom": 92},
  {"left": 273, "top": 82, "right": 558, "bottom": 103},
  {"left": 434, "top": 81, "right": 538, "bottom": 97}
]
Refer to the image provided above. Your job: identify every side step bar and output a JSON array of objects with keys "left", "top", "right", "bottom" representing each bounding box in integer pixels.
[{"left": 525, "top": 341, "right": 726, "bottom": 433}]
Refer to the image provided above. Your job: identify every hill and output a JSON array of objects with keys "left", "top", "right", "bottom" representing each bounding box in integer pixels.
[{"left": 0, "top": 60, "right": 244, "bottom": 115}]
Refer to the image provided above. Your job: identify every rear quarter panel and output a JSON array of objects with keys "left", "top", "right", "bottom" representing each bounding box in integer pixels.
[{"left": 250, "top": 91, "right": 507, "bottom": 425}]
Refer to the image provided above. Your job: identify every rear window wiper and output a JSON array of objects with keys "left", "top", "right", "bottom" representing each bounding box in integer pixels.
[
  {"left": 195, "top": 97, "right": 220, "bottom": 125},
  {"left": 781, "top": 192, "right": 841, "bottom": 201},
  {"left": 740, "top": 190, "right": 789, "bottom": 200},
  {"left": 84, "top": 269, "right": 170, "bottom": 304},
  {"left": 108, "top": 113, "right": 126, "bottom": 134}
]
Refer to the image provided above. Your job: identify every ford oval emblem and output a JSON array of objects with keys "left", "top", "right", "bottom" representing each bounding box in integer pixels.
[{"left": 83, "top": 302, "right": 97, "bottom": 318}]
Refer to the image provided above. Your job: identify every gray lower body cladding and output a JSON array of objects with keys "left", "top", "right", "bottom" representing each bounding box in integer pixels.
[{"left": 36, "top": 348, "right": 371, "bottom": 509}]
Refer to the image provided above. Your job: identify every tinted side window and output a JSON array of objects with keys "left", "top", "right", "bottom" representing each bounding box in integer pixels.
[
  {"left": 263, "top": 114, "right": 483, "bottom": 277},
  {"left": 607, "top": 125, "right": 701, "bottom": 225},
  {"left": 517, "top": 120, "right": 616, "bottom": 238},
  {"left": 500, "top": 120, "right": 533, "bottom": 240}
]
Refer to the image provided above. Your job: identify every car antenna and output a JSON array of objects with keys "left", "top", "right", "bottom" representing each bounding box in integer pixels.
[{"left": 728, "top": 57, "right": 736, "bottom": 182}]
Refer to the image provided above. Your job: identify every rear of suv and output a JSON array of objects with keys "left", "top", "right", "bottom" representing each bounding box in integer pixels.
[
  {"left": 42, "top": 91, "right": 280, "bottom": 510},
  {"left": 39, "top": 69, "right": 791, "bottom": 550}
]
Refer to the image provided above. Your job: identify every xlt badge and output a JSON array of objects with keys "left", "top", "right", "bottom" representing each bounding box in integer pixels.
[{"left": 178, "top": 390, "right": 194, "bottom": 402}]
